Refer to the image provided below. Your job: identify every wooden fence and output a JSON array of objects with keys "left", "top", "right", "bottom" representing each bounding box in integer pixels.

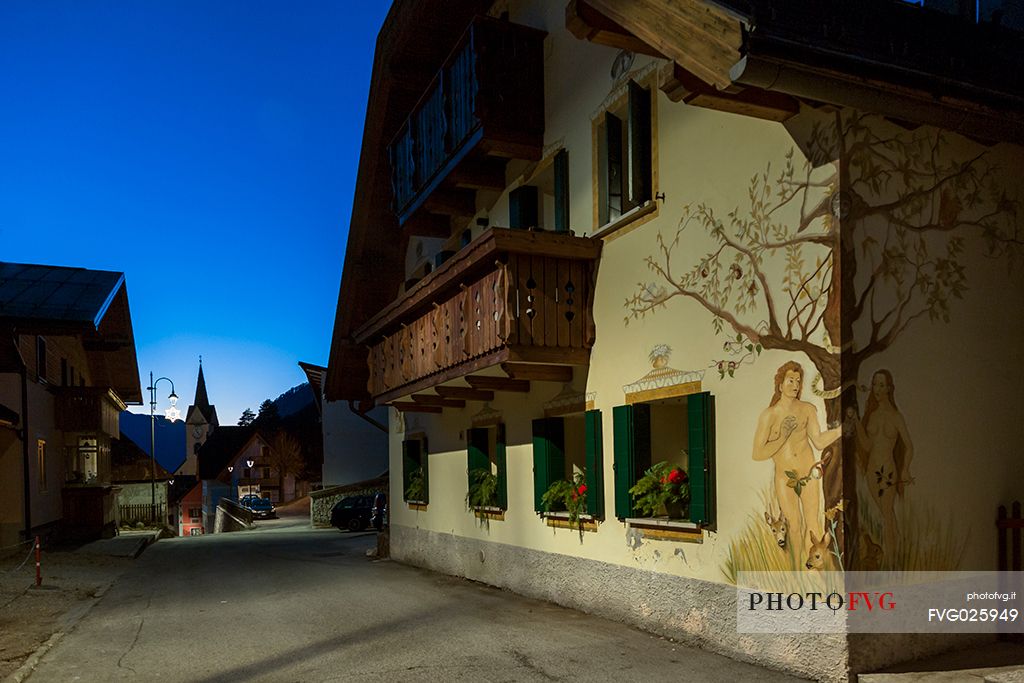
[{"left": 119, "top": 503, "right": 166, "bottom": 527}]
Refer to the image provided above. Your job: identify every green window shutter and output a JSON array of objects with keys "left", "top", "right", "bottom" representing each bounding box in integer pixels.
[
  {"left": 509, "top": 185, "right": 539, "bottom": 229},
  {"left": 532, "top": 417, "right": 565, "bottom": 512},
  {"left": 402, "top": 439, "right": 418, "bottom": 502},
  {"left": 467, "top": 428, "right": 489, "bottom": 493},
  {"left": 604, "top": 111, "right": 624, "bottom": 222},
  {"left": 496, "top": 423, "right": 508, "bottom": 510},
  {"left": 553, "top": 149, "right": 569, "bottom": 233},
  {"left": 421, "top": 437, "right": 430, "bottom": 505},
  {"left": 612, "top": 405, "right": 634, "bottom": 519},
  {"left": 687, "top": 392, "right": 714, "bottom": 525},
  {"left": 584, "top": 409, "right": 604, "bottom": 518},
  {"left": 627, "top": 80, "right": 652, "bottom": 209}
]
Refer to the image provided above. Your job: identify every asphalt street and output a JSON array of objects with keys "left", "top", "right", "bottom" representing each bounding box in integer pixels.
[{"left": 24, "top": 511, "right": 805, "bottom": 682}]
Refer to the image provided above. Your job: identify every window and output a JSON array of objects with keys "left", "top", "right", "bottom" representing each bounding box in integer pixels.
[
  {"left": 509, "top": 149, "right": 570, "bottom": 232},
  {"left": 612, "top": 392, "right": 715, "bottom": 524},
  {"left": 36, "top": 337, "right": 47, "bottom": 383},
  {"left": 466, "top": 424, "right": 507, "bottom": 510},
  {"left": 262, "top": 467, "right": 270, "bottom": 479},
  {"left": 532, "top": 411, "right": 604, "bottom": 517},
  {"left": 596, "top": 80, "right": 653, "bottom": 228},
  {"left": 189, "top": 507, "right": 201, "bottom": 520},
  {"left": 37, "top": 440, "right": 47, "bottom": 491},
  {"left": 402, "top": 437, "right": 429, "bottom": 504}
]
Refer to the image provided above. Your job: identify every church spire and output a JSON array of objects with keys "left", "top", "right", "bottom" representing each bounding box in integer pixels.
[
  {"left": 194, "top": 357, "right": 210, "bottom": 411},
  {"left": 187, "top": 357, "right": 219, "bottom": 427}
]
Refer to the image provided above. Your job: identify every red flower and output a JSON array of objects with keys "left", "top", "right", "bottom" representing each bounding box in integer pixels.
[
  {"left": 668, "top": 468, "right": 686, "bottom": 484},
  {"left": 577, "top": 484, "right": 587, "bottom": 495}
]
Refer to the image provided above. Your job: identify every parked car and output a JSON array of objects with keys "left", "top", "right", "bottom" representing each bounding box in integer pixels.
[
  {"left": 239, "top": 494, "right": 261, "bottom": 508},
  {"left": 247, "top": 497, "right": 277, "bottom": 519},
  {"left": 330, "top": 495, "right": 374, "bottom": 532}
]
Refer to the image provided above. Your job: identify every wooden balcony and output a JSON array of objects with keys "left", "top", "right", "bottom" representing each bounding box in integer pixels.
[
  {"left": 355, "top": 228, "right": 601, "bottom": 404},
  {"left": 55, "top": 387, "right": 125, "bottom": 438},
  {"left": 388, "top": 16, "right": 546, "bottom": 233}
]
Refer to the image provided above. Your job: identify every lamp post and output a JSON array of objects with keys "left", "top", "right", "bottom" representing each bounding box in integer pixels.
[
  {"left": 245, "top": 459, "right": 254, "bottom": 497},
  {"left": 148, "top": 372, "right": 180, "bottom": 524}
]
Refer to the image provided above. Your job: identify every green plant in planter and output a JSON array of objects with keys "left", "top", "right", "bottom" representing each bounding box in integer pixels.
[
  {"left": 629, "top": 461, "right": 689, "bottom": 518},
  {"left": 541, "top": 471, "right": 588, "bottom": 524},
  {"left": 466, "top": 468, "right": 499, "bottom": 509},
  {"left": 405, "top": 466, "right": 426, "bottom": 503}
]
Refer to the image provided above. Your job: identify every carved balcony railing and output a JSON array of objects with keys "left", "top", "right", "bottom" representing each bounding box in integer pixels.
[
  {"left": 388, "top": 16, "right": 546, "bottom": 226},
  {"left": 55, "top": 387, "right": 125, "bottom": 438},
  {"left": 356, "top": 229, "right": 601, "bottom": 403}
]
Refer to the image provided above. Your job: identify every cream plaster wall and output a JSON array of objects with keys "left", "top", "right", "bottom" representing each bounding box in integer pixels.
[
  {"left": 388, "top": 0, "right": 842, "bottom": 586},
  {"left": 845, "top": 119, "right": 1024, "bottom": 570}
]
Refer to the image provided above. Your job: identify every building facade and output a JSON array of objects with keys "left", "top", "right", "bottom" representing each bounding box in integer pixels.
[
  {"left": 326, "top": 2, "right": 1024, "bottom": 680},
  {"left": 0, "top": 262, "right": 143, "bottom": 545}
]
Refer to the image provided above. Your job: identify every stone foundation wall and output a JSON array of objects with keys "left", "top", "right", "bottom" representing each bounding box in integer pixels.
[
  {"left": 391, "top": 524, "right": 849, "bottom": 683},
  {"left": 309, "top": 480, "right": 387, "bottom": 528}
]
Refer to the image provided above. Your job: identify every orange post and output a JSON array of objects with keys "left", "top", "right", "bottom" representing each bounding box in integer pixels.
[{"left": 34, "top": 536, "right": 41, "bottom": 587}]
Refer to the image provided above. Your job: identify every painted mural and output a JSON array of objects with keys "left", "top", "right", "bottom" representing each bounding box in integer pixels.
[
  {"left": 625, "top": 108, "right": 1020, "bottom": 577},
  {"left": 752, "top": 361, "right": 841, "bottom": 563}
]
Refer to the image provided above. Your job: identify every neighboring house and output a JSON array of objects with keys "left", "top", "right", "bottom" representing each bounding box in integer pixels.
[
  {"left": 110, "top": 433, "right": 172, "bottom": 527},
  {"left": 324, "top": 2, "right": 1024, "bottom": 681},
  {"left": 0, "top": 262, "right": 143, "bottom": 545},
  {"left": 177, "top": 481, "right": 204, "bottom": 536},
  {"left": 196, "top": 426, "right": 301, "bottom": 532},
  {"left": 196, "top": 426, "right": 253, "bottom": 533},
  {"left": 180, "top": 360, "right": 218, "bottom": 477},
  {"left": 299, "top": 361, "right": 387, "bottom": 487}
]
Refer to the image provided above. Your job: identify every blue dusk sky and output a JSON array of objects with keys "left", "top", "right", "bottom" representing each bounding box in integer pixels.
[{"left": 0, "top": 1, "right": 390, "bottom": 423}]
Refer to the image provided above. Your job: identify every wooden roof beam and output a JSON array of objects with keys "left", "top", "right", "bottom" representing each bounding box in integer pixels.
[
  {"left": 501, "top": 363, "right": 573, "bottom": 382},
  {"left": 411, "top": 394, "right": 466, "bottom": 408},
  {"left": 390, "top": 402, "right": 442, "bottom": 414},
  {"left": 566, "top": 0, "right": 666, "bottom": 59},
  {"left": 659, "top": 61, "right": 799, "bottom": 123},
  {"left": 584, "top": 0, "right": 743, "bottom": 91},
  {"left": 403, "top": 212, "right": 451, "bottom": 239},
  {"left": 466, "top": 375, "right": 530, "bottom": 393},
  {"left": 435, "top": 386, "right": 494, "bottom": 402},
  {"left": 449, "top": 159, "right": 507, "bottom": 190},
  {"left": 423, "top": 189, "right": 477, "bottom": 218}
]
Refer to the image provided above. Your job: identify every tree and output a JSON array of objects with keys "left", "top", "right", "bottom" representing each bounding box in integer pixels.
[
  {"left": 256, "top": 399, "right": 279, "bottom": 427},
  {"left": 626, "top": 110, "right": 1020, "bottom": 538},
  {"left": 268, "top": 431, "right": 303, "bottom": 502},
  {"left": 237, "top": 408, "right": 256, "bottom": 426}
]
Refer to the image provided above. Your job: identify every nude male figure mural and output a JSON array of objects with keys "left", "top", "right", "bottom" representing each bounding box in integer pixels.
[{"left": 752, "top": 361, "right": 841, "bottom": 557}]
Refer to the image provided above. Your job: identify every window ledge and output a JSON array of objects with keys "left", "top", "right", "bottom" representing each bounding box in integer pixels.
[
  {"left": 542, "top": 511, "right": 598, "bottom": 532},
  {"left": 472, "top": 506, "right": 505, "bottom": 521},
  {"left": 626, "top": 517, "right": 703, "bottom": 543},
  {"left": 592, "top": 200, "right": 657, "bottom": 241},
  {"left": 406, "top": 501, "right": 428, "bottom": 511}
]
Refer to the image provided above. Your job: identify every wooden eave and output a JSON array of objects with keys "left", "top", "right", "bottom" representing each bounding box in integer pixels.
[
  {"left": 571, "top": 0, "right": 1024, "bottom": 144},
  {"left": 326, "top": 0, "right": 495, "bottom": 404},
  {"left": 353, "top": 227, "right": 602, "bottom": 346}
]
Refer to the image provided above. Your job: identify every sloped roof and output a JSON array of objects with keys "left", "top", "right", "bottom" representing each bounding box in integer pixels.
[
  {"left": 111, "top": 434, "right": 172, "bottom": 482},
  {"left": 298, "top": 361, "right": 325, "bottom": 413},
  {"left": 196, "top": 426, "right": 256, "bottom": 480},
  {"left": 0, "top": 261, "right": 143, "bottom": 403},
  {"left": 0, "top": 262, "right": 124, "bottom": 327}
]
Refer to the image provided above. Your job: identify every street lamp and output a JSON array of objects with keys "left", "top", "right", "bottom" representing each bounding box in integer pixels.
[{"left": 148, "top": 372, "right": 180, "bottom": 524}]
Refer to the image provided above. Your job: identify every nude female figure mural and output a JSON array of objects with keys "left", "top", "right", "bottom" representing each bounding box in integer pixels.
[
  {"left": 752, "top": 361, "right": 842, "bottom": 556},
  {"left": 851, "top": 369, "right": 914, "bottom": 553}
]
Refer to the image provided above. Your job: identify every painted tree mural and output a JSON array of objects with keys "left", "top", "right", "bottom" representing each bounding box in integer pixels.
[{"left": 625, "top": 109, "right": 1021, "bottom": 549}]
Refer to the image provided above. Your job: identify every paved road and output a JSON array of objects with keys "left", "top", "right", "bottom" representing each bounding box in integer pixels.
[{"left": 26, "top": 511, "right": 804, "bottom": 682}]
